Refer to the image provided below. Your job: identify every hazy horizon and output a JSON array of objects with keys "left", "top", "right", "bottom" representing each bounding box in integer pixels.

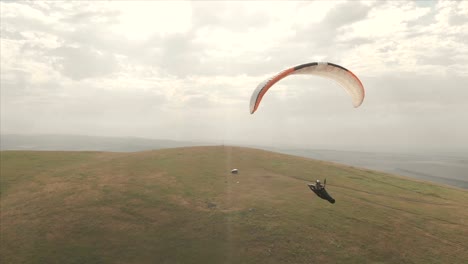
[
  {"left": 2, "top": 133, "right": 467, "bottom": 190},
  {"left": 2, "top": 132, "right": 468, "bottom": 155}
]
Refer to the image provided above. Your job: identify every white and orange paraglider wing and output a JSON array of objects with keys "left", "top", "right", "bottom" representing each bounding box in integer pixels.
[{"left": 249, "top": 62, "right": 365, "bottom": 114}]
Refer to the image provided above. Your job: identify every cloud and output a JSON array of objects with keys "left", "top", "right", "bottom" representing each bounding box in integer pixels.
[
  {"left": 191, "top": 1, "right": 271, "bottom": 32},
  {"left": 155, "top": 32, "right": 202, "bottom": 77},
  {"left": 48, "top": 46, "right": 118, "bottom": 80},
  {"left": 1, "top": 1, "right": 467, "bottom": 152},
  {"left": 59, "top": 8, "right": 120, "bottom": 26},
  {"left": 324, "top": 1, "right": 372, "bottom": 30}
]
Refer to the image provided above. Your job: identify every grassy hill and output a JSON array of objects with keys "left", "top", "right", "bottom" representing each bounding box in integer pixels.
[{"left": 1, "top": 146, "right": 467, "bottom": 263}]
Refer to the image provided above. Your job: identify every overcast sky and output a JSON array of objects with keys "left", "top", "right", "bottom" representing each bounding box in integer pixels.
[{"left": 1, "top": 1, "right": 467, "bottom": 152}]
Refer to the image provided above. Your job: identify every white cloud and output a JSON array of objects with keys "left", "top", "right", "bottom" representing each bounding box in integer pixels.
[
  {"left": 337, "top": 1, "right": 468, "bottom": 77},
  {"left": 108, "top": 1, "right": 192, "bottom": 40},
  {"left": 1, "top": 0, "right": 467, "bottom": 152}
]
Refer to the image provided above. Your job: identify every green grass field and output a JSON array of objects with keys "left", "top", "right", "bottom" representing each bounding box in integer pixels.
[{"left": 1, "top": 146, "right": 467, "bottom": 263}]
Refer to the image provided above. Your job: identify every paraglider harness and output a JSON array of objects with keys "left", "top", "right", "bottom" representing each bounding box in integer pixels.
[{"left": 308, "top": 179, "right": 335, "bottom": 204}]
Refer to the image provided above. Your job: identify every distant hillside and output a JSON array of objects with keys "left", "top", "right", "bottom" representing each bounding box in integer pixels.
[
  {"left": 1, "top": 146, "right": 467, "bottom": 263},
  {"left": 0, "top": 134, "right": 212, "bottom": 152},
  {"left": 269, "top": 148, "right": 468, "bottom": 189}
]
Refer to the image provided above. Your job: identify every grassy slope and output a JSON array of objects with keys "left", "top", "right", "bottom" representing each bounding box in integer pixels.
[{"left": 1, "top": 146, "right": 467, "bottom": 264}]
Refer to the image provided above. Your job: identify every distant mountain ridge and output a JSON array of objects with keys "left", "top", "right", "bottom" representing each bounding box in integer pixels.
[{"left": 0, "top": 134, "right": 213, "bottom": 152}]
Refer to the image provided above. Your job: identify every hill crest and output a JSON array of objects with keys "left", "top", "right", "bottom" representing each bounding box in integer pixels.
[{"left": 1, "top": 146, "right": 467, "bottom": 263}]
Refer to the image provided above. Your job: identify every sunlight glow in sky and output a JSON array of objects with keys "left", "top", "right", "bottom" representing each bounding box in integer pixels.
[{"left": 1, "top": 1, "right": 467, "bottom": 152}]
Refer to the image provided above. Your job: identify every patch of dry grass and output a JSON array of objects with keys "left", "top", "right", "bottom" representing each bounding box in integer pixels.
[{"left": 1, "top": 147, "right": 468, "bottom": 263}]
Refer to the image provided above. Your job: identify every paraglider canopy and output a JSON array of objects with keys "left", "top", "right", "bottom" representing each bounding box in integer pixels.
[{"left": 250, "top": 62, "right": 365, "bottom": 114}]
